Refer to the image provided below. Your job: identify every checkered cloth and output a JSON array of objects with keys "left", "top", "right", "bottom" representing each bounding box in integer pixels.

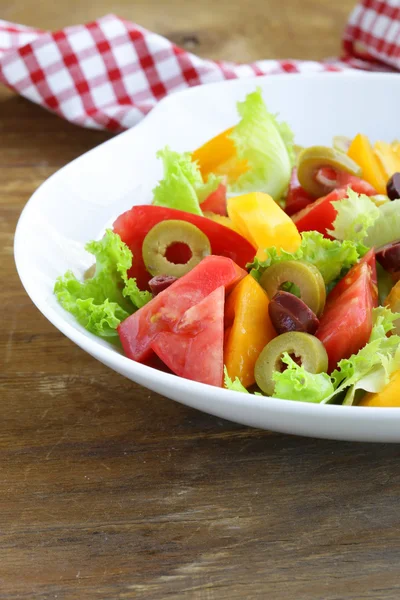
[{"left": 0, "top": 1, "right": 398, "bottom": 132}]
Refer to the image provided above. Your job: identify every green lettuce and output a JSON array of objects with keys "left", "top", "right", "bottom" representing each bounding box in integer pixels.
[
  {"left": 328, "top": 190, "right": 400, "bottom": 249},
  {"left": 223, "top": 367, "right": 263, "bottom": 395},
  {"left": 272, "top": 354, "right": 335, "bottom": 403},
  {"left": 271, "top": 308, "right": 400, "bottom": 404},
  {"left": 152, "top": 147, "right": 221, "bottom": 215},
  {"left": 364, "top": 199, "right": 400, "bottom": 249},
  {"left": 229, "top": 88, "right": 294, "bottom": 200},
  {"left": 54, "top": 230, "right": 151, "bottom": 338},
  {"left": 327, "top": 188, "right": 380, "bottom": 242},
  {"left": 334, "top": 307, "right": 400, "bottom": 405},
  {"left": 223, "top": 367, "right": 249, "bottom": 393},
  {"left": 248, "top": 231, "right": 361, "bottom": 286}
]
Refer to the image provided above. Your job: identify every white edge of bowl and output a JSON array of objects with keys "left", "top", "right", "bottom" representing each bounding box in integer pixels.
[{"left": 13, "top": 71, "right": 400, "bottom": 441}]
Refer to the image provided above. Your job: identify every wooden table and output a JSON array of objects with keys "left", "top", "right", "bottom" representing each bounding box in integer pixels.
[{"left": 2, "top": 2, "right": 400, "bottom": 598}]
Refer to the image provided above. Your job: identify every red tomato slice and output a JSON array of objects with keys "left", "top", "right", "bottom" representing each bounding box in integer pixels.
[
  {"left": 151, "top": 286, "right": 225, "bottom": 387},
  {"left": 285, "top": 168, "right": 314, "bottom": 216},
  {"left": 292, "top": 188, "right": 347, "bottom": 236},
  {"left": 316, "top": 262, "right": 374, "bottom": 372},
  {"left": 335, "top": 172, "right": 377, "bottom": 195},
  {"left": 292, "top": 175, "right": 377, "bottom": 237},
  {"left": 316, "top": 168, "right": 377, "bottom": 196},
  {"left": 200, "top": 181, "right": 227, "bottom": 216},
  {"left": 118, "top": 255, "right": 246, "bottom": 363},
  {"left": 113, "top": 205, "right": 255, "bottom": 290},
  {"left": 325, "top": 249, "right": 378, "bottom": 311}
]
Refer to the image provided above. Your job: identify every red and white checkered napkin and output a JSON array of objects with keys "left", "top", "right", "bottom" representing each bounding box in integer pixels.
[{"left": 0, "top": 1, "right": 398, "bottom": 132}]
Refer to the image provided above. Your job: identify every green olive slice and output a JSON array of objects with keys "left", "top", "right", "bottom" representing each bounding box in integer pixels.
[
  {"left": 332, "top": 136, "right": 352, "bottom": 154},
  {"left": 142, "top": 220, "right": 211, "bottom": 278},
  {"left": 254, "top": 332, "right": 328, "bottom": 396},
  {"left": 259, "top": 261, "right": 326, "bottom": 316},
  {"left": 297, "top": 145, "right": 362, "bottom": 197}
]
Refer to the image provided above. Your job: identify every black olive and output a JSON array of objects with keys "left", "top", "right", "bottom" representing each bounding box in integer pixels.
[{"left": 386, "top": 172, "right": 400, "bottom": 201}]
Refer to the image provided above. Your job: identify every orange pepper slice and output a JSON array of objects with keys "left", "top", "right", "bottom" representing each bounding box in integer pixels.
[
  {"left": 360, "top": 370, "right": 400, "bottom": 407},
  {"left": 374, "top": 141, "right": 400, "bottom": 179},
  {"left": 348, "top": 134, "right": 387, "bottom": 195},
  {"left": 192, "top": 127, "right": 248, "bottom": 181},
  {"left": 224, "top": 274, "right": 276, "bottom": 388}
]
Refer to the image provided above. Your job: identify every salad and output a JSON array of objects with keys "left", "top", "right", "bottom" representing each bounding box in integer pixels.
[{"left": 55, "top": 88, "right": 400, "bottom": 408}]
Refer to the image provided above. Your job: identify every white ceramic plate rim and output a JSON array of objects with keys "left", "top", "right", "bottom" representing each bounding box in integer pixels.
[{"left": 14, "top": 72, "right": 400, "bottom": 441}]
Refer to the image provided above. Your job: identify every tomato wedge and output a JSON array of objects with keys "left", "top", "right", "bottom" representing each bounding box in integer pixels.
[
  {"left": 316, "top": 261, "right": 375, "bottom": 372},
  {"left": 284, "top": 168, "right": 314, "bottom": 216},
  {"left": 325, "top": 249, "right": 378, "bottom": 311},
  {"left": 118, "top": 255, "right": 246, "bottom": 363},
  {"left": 292, "top": 188, "right": 347, "bottom": 236},
  {"left": 292, "top": 176, "right": 377, "bottom": 236},
  {"left": 152, "top": 286, "right": 225, "bottom": 387},
  {"left": 113, "top": 205, "right": 255, "bottom": 290},
  {"left": 200, "top": 181, "right": 227, "bottom": 216},
  {"left": 315, "top": 167, "right": 377, "bottom": 196}
]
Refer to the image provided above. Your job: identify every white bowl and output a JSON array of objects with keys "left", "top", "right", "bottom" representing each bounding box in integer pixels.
[{"left": 15, "top": 72, "right": 400, "bottom": 442}]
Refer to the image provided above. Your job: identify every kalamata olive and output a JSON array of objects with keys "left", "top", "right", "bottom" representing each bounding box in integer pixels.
[
  {"left": 268, "top": 291, "right": 320, "bottom": 335},
  {"left": 259, "top": 260, "right": 326, "bottom": 316},
  {"left": 376, "top": 241, "right": 400, "bottom": 276},
  {"left": 386, "top": 173, "right": 400, "bottom": 201},
  {"left": 148, "top": 275, "right": 177, "bottom": 295}
]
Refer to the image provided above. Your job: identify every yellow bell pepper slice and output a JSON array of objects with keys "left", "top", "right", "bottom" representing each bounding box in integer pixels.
[
  {"left": 359, "top": 370, "right": 400, "bottom": 407},
  {"left": 348, "top": 134, "right": 387, "bottom": 194},
  {"left": 227, "top": 192, "right": 302, "bottom": 258},
  {"left": 374, "top": 141, "right": 400, "bottom": 179},
  {"left": 192, "top": 127, "right": 248, "bottom": 181},
  {"left": 203, "top": 211, "right": 238, "bottom": 232},
  {"left": 384, "top": 280, "right": 400, "bottom": 335},
  {"left": 224, "top": 274, "right": 276, "bottom": 388},
  {"left": 392, "top": 142, "right": 400, "bottom": 162}
]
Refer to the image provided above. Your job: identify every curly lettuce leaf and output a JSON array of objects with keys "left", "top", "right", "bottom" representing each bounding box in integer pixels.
[
  {"left": 328, "top": 190, "right": 400, "bottom": 250},
  {"left": 223, "top": 367, "right": 263, "bottom": 396},
  {"left": 248, "top": 231, "right": 361, "bottom": 285},
  {"left": 364, "top": 199, "right": 400, "bottom": 249},
  {"left": 152, "top": 147, "right": 221, "bottom": 215},
  {"left": 223, "top": 367, "right": 249, "bottom": 393},
  {"left": 270, "top": 308, "right": 400, "bottom": 405},
  {"left": 54, "top": 230, "right": 151, "bottom": 338},
  {"left": 272, "top": 353, "right": 335, "bottom": 403},
  {"left": 229, "top": 88, "right": 294, "bottom": 200},
  {"left": 123, "top": 278, "right": 152, "bottom": 309},
  {"left": 327, "top": 188, "right": 380, "bottom": 242},
  {"left": 331, "top": 307, "right": 400, "bottom": 405}
]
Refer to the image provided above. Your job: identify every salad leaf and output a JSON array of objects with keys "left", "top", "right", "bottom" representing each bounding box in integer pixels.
[
  {"left": 270, "top": 308, "right": 400, "bottom": 405},
  {"left": 123, "top": 278, "right": 152, "bottom": 309},
  {"left": 331, "top": 307, "right": 400, "bottom": 405},
  {"left": 248, "top": 231, "right": 361, "bottom": 285},
  {"left": 229, "top": 88, "right": 294, "bottom": 200},
  {"left": 364, "top": 199, "right": 400, "bottom": 249},
  {"left": 328, "top": 190, "right": 400, "bottom": 249},
  {"left": 223, "top": 367, "right": 249, "bottom": 393},
  {"left": 223, "top": 367, "right": 263, "bottom": 396},
  {"left": 54, "top": 230, "right": 151, "bottom": 338},
  {"left": 272, "top": 353, "right": 335, "bottom": 403},
  {"left": 327, "top": 188, "right": 380, "bottom": 242},
  {"left": 152, "top": 147, "right": 221, "bottom": 215}
]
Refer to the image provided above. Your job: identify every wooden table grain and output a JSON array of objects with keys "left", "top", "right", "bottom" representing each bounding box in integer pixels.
[{"left": 2, "top": 2, "right": 400, "bottom": 599}]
